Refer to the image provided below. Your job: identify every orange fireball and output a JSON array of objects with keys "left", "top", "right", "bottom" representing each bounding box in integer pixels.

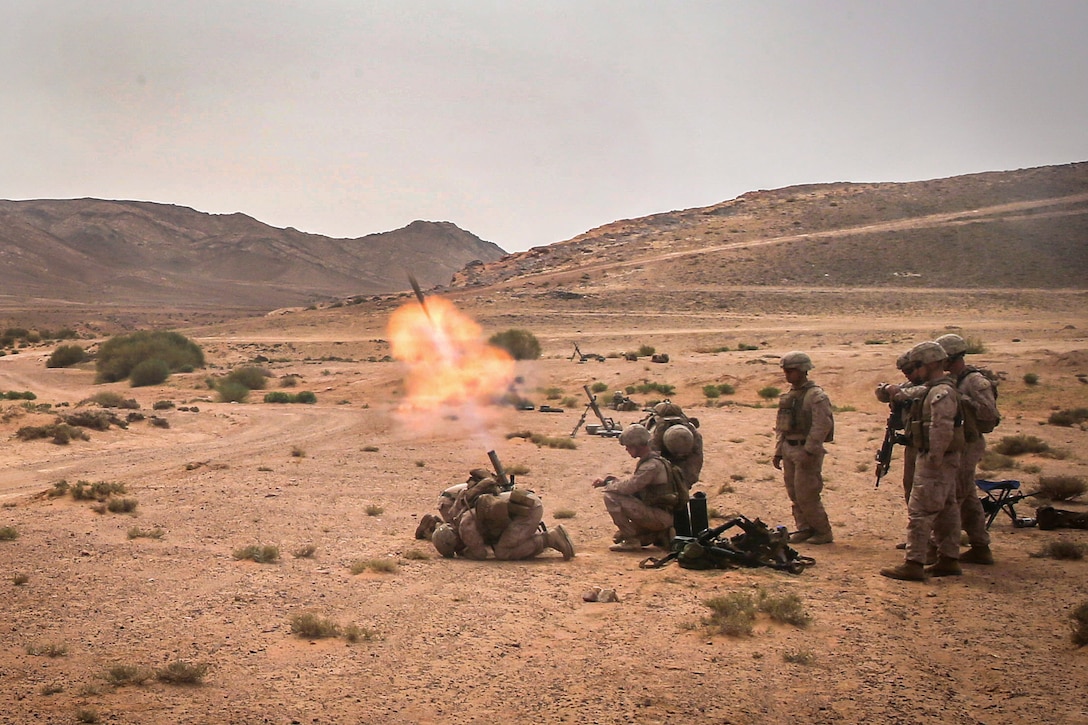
[{"left": 387, "top": 294, "right": 515, "bottom": 412}]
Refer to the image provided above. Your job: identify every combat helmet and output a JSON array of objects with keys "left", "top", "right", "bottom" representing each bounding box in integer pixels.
[
  {"left": 662, "top": 424, "right": 695, "bottom": 456},
  {"left": 935, "top": 333, "right": 968, "bottom": 358},
  {"left": 652, "top": 401, "right": 684, "bottom": 418},
  {"left": 907, "top": 341, "right": 947, "bottom": 365},
  {"left": 618, "top": 423, "right": 651, "bottom": 447},
  {"left": 431, "top": 524, "right": 462, "bottom": 558},
  {"left": 895, "top": 352, "right": 911, "bottom": 371},
  {"left": 780, "top": 351, "right": 813, "bottom": 371}
]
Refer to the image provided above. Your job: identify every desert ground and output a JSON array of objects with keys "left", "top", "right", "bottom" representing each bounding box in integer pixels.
[{"left": 2, "top": 297, "right": 1087, "bottom": 725}]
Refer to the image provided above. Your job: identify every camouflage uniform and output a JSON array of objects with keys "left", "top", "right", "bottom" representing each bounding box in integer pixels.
[
  {"left": 955, "top": 367, "right": 1000, "bottom": 551},
  {"left": 903, "top": 377, "right": 962, "bottom": 565},
  {"left": 452, "top": 489, "right": 573, "bottom": 561},
  {"left": 601, "top": 452, "right": 673, "bottom": 544},
  {"left": 775, "top": 380, "right": 835, "bottom": 541}
]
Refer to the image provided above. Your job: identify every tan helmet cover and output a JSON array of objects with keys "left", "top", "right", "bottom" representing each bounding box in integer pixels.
[
  {"left": 780, "top": 351, "right": 813, "bottom": 371},
  {"left": 908, "top": 341, "right": 948, "bottom": 365},
  {"left": 652, "top": 401, "right": 683, "bottom": 418},
  {"left": 618, "top": 423, "right": 651, "bottom": 447},
  {"left": 662, "top": 424, "right": 695, "bottom": 456},
  {"left": 432, "top": 524, "right": 461, "bottom": 557},
  {"left": 935, "top": 333, "right": 968, "bottom": 357}
]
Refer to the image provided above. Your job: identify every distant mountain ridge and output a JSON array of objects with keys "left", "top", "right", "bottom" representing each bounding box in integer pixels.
[
  {"left": 451, "top": 162, "right": 1088, "bottom": 292},
  {"left": 0, "top": 199, "right": 506, "bottom": 309}
]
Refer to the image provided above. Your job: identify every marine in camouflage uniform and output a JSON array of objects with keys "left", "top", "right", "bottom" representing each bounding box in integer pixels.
[
  {"left": 431, "top": 484, "right": 574, "bottom": 561},
  {"left": 643, "top": 401, "right": 704, "bottom": 488},
  {"left": 593, "top": 424, "right": 674, "bottom": 551},
  {"left": 937, "top": 333, "right": 1000, "bottom": 565},
  {"left": 773, "top": 351, "right": 835, "bottom": 545},
  {"left": 876, "top": 352, "right": 924, "bottom": 506},
  {"left": 881, "top": 341, "right": 964, "bottom": 581}
]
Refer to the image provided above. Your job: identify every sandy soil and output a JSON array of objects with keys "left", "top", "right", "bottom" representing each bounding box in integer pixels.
[{"left": 2, "top": 306, "right": 1087, "bottom": 724}]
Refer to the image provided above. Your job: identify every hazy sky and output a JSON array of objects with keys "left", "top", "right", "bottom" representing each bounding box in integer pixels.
[{"left": 3, "top": 1, "right": 1086, "bottom": 252}]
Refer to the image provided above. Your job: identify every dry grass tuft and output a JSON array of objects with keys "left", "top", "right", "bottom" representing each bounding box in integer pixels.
[{"left": 232, "top": 544, "right": 280, "bottom": 563}]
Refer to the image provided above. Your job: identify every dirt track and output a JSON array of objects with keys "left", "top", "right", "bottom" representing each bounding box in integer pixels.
[{"left": 2, "top": 310, "right": 1087, "bottom": 724}]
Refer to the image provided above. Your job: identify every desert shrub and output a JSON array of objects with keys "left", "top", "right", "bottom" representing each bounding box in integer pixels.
[
  {"left": 1031, "top": 541, "right": 1086, "bottom": 560},
  {"left": 295, "top": 390, "right": 317, "bottom": 404},
  {"left": 76, "top": 708, "right": 100, "bottom": 723},
  {"left": 783, "top": 648, "right": 816, "bottom": 665},
  {"left": 703, "top": 384, "right": 721, "bottom": 399},
  {"left": 13, "top": 572, "right": 29, "bottom": 585},
  {"left": 758, "top": 589, "right": 811, "bottom": 627},
  {"left": 633, "top": 381, "right": 675, "bottom": 396},
  {"left": 216, "top": 382, "right": 250, "bottom": 403},
  {"left": 1035, "top": 475, "right": 1086, "bottom": 501},
  {"left": 83, "top": 391, "right": 139, "bottom": 409},
  {"left": 560, "top": 396, "right": 578, "bottom": 408},
  {"left": 590, "top": 382, "right": 608, "bottom": 393},
  {"left": 263, "top": 391, "right": 292, "bottom": 403},
  {"left": 95, "top": 330, "right": 204, "bottom": 384},
  {"left": 702, "top": 592, "right": 757, "bottom": 637},
  {"left": 992, "top": 435, "right": 1050, "bottom": 456},
  {"left": 129, "top": 358, "right": 170, "bottom": 387},
  {"left": 979, "top": 450, "right": 1018, "bottom": 471},
  {"left": 737, "top": 343, "right": 759, "bottom": 351},
  {"left": 509, "top": 431, "right": 577, "bottom": 449},
  {"left": 292, "top": 544, "right": 317, "bottom": 558},
  {"left": 1048, "top": 408, "right": 1088, "bottom": 427},
  {"left": 0, "top": 526, "right": 19, "bottom": 541},
  {"left": 758, "top": 386, "right": 781, "bottom": 399},
  {"left": 343, "top": 625, "right": 379, "bottom": 643},
  {"left": 365, "top": 504, "right": 384, "bottom": 516},
  {"left": 3, "top": 390, "right": 37, "bottom": 400},
  {"left": 106, "top": 497, "right": 138, "bottom": 514},
  {"left": 403, "top": 548, "right": 430, "bottom": 560},
  {"left": 291, "top": 612, "right": 340, "bottom": 639},
  {"left": 279, "top": 375, "right": 300, "bottom": 388},
  {"left": 223, "top": 366, "right": 270, "bottom": 391},
  {"left": 16, "top": 423, "right": 89, "bottom": 444},
  {"left": 127, "top": 526, "right": 164, "bottom": 540},
  {"left": 156, "top": 660, "right": 208, "bottom": 685},
  {"left": 64, "top": 409, "right": 124, "bottom": 430},
  {"left": 553, "top": 509, "right": 576, "bottom": 519},
  {"left": 70, "top": 481, "right": 126, "bottom": 501},
  {"left": 232, "top": 544, "right": 279, "bottom": 563},
  {"left": 351, "top": 558, "right": 398, "bottom": 574},
  {"left": 543, "top": 387, "right": 562, "bottom": 400},
  {"left": 152, "top": 400, "right": 175, "bottom": 410},
  {"left": 637, "top": 344, "right": 656, "bottom": 357},
  {"left": 26, "top": 641, "right": 68, "bottom": 657},
  {"left": 1023, "top": 372, "right": 1039, "bottom": 385},
  {"left": 1072, "top": 601, "right": 1088, "bottom": 647},
  {"left": 488, "top": 328, "right": 541, "bottom": 360},
  {"left": 46, "top": 344, "right": 86, "bottom": 368},
  {"left": 105, "top": 664, "right": 153, "bottom": 686}
]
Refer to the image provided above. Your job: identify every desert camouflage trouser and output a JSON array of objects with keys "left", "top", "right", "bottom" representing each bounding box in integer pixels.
[
  {"left": 455, "top": 498, "right": 547, "bottom": 561},
  {"left": 781, "top": 444, "right": 831, "bottom": 537},
  {"left": 957, "top": 438, "right": 991, "bottom": 548},
  {"left": 906, "top": 451, "right": 961, "bottom": 564},
  {"left": 602, "top": 491, "right": 672, "bottom": 542},
  {"left": 492, "top": 495, "right": 546, "bottom": 561}
]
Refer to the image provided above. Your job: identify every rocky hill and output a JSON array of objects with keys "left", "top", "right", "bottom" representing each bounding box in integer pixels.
[
  {"left": 451, "top": 163, "right": 1088, "bottom": 296},
  {"left": 0, "top": 199, "right": 506, "bottom": 310}
]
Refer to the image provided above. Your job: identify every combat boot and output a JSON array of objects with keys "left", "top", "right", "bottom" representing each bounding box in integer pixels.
[
  {"left": 609, "top": 540, "right": 644, "bottom": 552},
  {"left": 925, "top": 555, "right": 962, "bottom": 577},
  {"left": 959, "top": 546, "right": 994, "bottom": 565},
  {"left": 789, "top": 528, "right": 814, "bottom": 544},
  {"left": 807, "top": 531, "right": 834, "bottom": 545},
  {"left": 545, "top": 525, "right": 575, "bottom": 560},
  {"left": 880, "top": 560, "right": 928, "bottom": 581}
]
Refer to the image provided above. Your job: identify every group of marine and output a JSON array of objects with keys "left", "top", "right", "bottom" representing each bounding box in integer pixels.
[{"left": 414, "top": 333, "right": 1000, "bottom": 583}]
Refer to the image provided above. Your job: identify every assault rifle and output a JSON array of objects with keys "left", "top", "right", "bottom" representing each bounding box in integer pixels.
[
  {"left": 570, "top": 385, "right": 622, "bottom": 438},
  {"left": 874, "top": 400, "right": 909, "bottom": 488}
]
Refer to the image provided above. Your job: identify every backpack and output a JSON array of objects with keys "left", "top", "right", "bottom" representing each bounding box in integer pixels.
[
  {"left": 959, "top": 367, "right": 1001, "bottom": 434},
  {"left": 660, "top": 456, "right": 691, "bottom": 509}
]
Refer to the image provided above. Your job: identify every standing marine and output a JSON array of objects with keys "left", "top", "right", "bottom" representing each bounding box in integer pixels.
[
  {"left": 880, "top": 341, "right": 964, "bottom": 581},
  {"left": 773, "top": 351, "right": 835, "bottom": 545}
]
